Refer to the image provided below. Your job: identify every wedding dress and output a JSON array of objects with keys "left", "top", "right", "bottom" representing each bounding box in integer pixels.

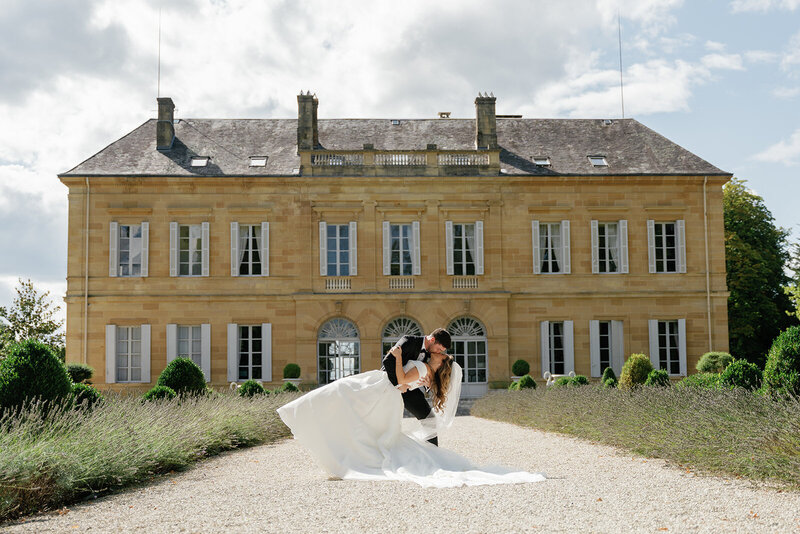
[{"left": 277, "top": 361, "right": 546, "bottom": 488}]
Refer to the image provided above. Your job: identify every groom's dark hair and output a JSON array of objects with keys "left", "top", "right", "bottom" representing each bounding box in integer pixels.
[{"left": 430, "top": 328, "right": 451, "bottom": 351}]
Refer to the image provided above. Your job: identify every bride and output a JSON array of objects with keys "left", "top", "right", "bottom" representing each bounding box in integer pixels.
[{"left": 277, "top": 347, "right": 546, "bottom": 488}]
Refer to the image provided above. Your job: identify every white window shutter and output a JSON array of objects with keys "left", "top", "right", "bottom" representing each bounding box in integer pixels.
[
  {"left": 262, "top": 323, "right": 272, "bottom": 382},
  {"left": 201, "top": 323, "right": 211, "bottom": 382},
  {"left": 476, "top": 220, "right": 484, "bottom": 275},
  {"left": 564, "top": 320, "right": 575, "bottom": 374},
  {"left": 349, "top": 221, "right": 357, "bottom": 275},
  {"left": 445, "top": 221, "right": 454, "bottom": 275},
  {"left": 227, "top": 323, "right": 238, "bottom": 382},
  {"left": 412, "top": 221, "right": 421, "bottom": 276},
  {"left": 611, "top": 320, "right": 625, "bottom": 376},
  {"left": 230, "top": 222, "right": 239, "bottom": 277},
  {"left": 140, "top": 222, "right": 149, "bottom": 277},
  {"left": 532, "top": 221, "right": 541, "bottom": 274},
  {"left": 169, "top": 222, "right": 178, "bottom": 277},
  {"left": 319, "top": 222, "right": 327, "bottom": 276},
  {"left": 540, "top": 321, "right": 550, "bottom": 377},
  {"left": 678, "top": 318, "right": 687, "bottom": 376},
  {"left": 590, "top": 220, "right": 599, "bottom": 274},
  {"left": 166, "top": 324, "right": 177, "bottom": 363},
  {"left": 382, "top": 221, "right": 391, "bottom": 276},
  {"left": 261, "top": 222, "right": 269, "bottom": 276},
  {"left": 589, "top": 320, "right": 600, "bottom": 377},
  {"left": 648, "top": 319, "right": 660, "bottom": 370},
  {"left": 109, "top": 222, "right": 118, "bottom": 277},
  {"left": 141, "top": 324, "right": 151, "bottom": 384},
  {"left": 647, "top": 220, "right": 656, "bottom": 274},
  {"left": 619, "top": 220, "right": 629, "bottom": 274},
  {"left": 201, "top": 222, "right": 210, "bottom": 277},
  {"left": 677, "top": 219, "right": 686, "bottom": 273},
  {"left": 561, "top": 220, "right": 571, "bottom": 274},
  {"left": 105, "top": 325, "right": 116, "bottom": 383}
]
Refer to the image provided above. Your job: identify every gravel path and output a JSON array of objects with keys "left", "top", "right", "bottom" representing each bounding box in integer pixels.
[{"left": 5, "top": 416, "right": 800, "bottom": 533}]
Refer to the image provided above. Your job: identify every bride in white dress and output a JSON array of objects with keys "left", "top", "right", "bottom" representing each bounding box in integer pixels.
[{"left": 277, "top": 351, "right": 546, "bottom": 488}]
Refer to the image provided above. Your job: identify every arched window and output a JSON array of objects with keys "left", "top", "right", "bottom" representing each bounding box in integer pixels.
[
  {"left": 381, "top": 317, "right": 423, "bottom": 355},
  {"left": 317, "top": 318, "right": 360, "bottom": 384},
  {"left": 448, "top": 317, "right": 487, "bottom": 385}
]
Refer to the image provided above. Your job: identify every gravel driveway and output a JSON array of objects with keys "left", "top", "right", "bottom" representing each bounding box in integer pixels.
[{"left": 5, "top": 416, "right": 800, "bottom": 533}]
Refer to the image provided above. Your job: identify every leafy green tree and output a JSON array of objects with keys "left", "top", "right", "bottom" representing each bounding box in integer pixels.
[
  {"left": 785, "top": 242, "right": 800, "bottom": 321},
  {"left": 724, "top": 178, "right": 796, "bottom": 366},
  {"left": 0, "top": 279, "right": 64, "bottom": 356}
]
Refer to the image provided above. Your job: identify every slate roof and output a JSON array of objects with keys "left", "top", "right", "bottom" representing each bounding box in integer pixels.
[{"left": 60, "top": 117, "right": 730, "bottom": 177}]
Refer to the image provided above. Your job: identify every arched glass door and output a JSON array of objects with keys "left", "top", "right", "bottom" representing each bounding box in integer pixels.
[
  {"left": 448, "top": 317, "right": 488, "bottom": 398},
  {"left": 317, "top": 318, "right": 360, "bottom": 384},
  {"left": 381, "top": 317, "right": 423, "bottom": 355}
]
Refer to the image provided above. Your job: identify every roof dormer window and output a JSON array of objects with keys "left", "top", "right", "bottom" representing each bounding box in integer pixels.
[
  {"left": 191, "top": 156, "right": 210, "bottom": 167},
  {"left": 391, "top": 120, "right": 401, "bottom": 125},
  {"left": 588, "top": 155, "right": 608, "bottom": 167},
  {"left": 249, "top": 156, "right": 268, "bottom": 167},
  {"left": 532, "top": 156, "right": 551, "bottom": 166}
]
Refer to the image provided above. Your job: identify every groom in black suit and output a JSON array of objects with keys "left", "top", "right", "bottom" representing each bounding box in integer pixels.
[{"left": 382, "top": 328, "right": 452, "bottom": 446}]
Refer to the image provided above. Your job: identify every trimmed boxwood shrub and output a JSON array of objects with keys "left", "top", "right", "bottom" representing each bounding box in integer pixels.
[
  {"left": 0, "top": 339, "right": 72, "bottom": 412},
  {"left": 619, "top": 353, "right": 653, "bottom": 390},
  {"left": 675, "top": 373, "right": 722, "bottom": 389},
  {"left": 696, "top": 352, "right": 733, "bottom": 374},
  {"left": 142, "top": 385, "right": 177, "bottom": 402},
  {"left": 517, "top": 374, "right": 537, "bottom": 389},
  {"left": 511, "top": 359, "right": 530, "bottom": 377},
  {"left": 66, "top": 363, "right": 94, "bottom": 384},
  {"left": 507, "top": 381, "right": 520, "bottom": 391},
  {"left": 764, "top": 326, "right": 800, "bottom": 395},
  {"left": 71, "top": 383, "right": 102, "bottom": 409},
  {"left": 644, "top": 368, "right": 671, "bottom": 387},
  {"left": 552, "top": 376, "right": 572, "bottom": 388},
  {"left": 283, "top": 363, "right": 301, "bottom": 379},
  {"left": 601, "top": 367, "right": 618, "bottom": 388},
  {"left": 570, "top": 375, "right": 589, "bottom": 386},
  {"left": 156, "top": 358, "right": 206, "bottom": 396},
  {"left": 721, "top": 358, "right": 762, "bottom": 391},
  {"left": 276, "top": 381, "right": 300, "bottom": 393},
  {"left": 238, "top": 379, "right": 267, "bottom": 397}
]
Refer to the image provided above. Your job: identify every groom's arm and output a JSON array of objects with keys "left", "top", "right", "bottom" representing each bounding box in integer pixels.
[{"left": 382, "top": 335, "right": 411, "bottom": 386}]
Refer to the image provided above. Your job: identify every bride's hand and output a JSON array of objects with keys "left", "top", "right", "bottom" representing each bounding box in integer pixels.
[
  {"left": 397, "top": 384, "right": 410, "bottom": 393},
  {"left": 419, "top": 374, "right": 431, "bottom": 389}
]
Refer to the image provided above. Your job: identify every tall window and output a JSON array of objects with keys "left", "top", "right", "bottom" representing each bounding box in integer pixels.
[
  {"left": 382, "top": 317, "right": 423, "bottom": 354},
  {"left": 327, "top": 224, "right": 350, "bottom": 276},
  {"left": 390, "top": 224, "right": 413, "bottom": 276},
  {"left": 178, "top": 325, "right": 202, "bottom": 368},
  {"left": 654, "top": 222, "right": 677, "bottom": 273},
  {"left": 598, "top": 321, "right": 611, "bottom": 372},
  {"left": 657, "top": 320, "right": 680, "bottom": 374},
  {"left": 448, "top": 317, "right": 487, "bottom": 384},
  {"left": 318, "top": 318, "right": 360, "bottom": 384},
  {"left": 179, "top": 224, "right": 203, "bottom": 276},
  {"left": 238, "top": 224, "right": 263, "bottom": 276},
  {"left": 238, "top": 325, "right": 263, "bottom": 380},
  {"left": 597, "top": 223, "right": 618, "bottom": 273},
  {"left": 118, "top": 224, "right": 142, "bottom": 277},
  {"left": 452, "top": 223, "right": 476, "bottom": 276},
  {"left": 540, "top": 223, "right": 562, "bottom": 273},
  {"left": 548, "top": 321, "right": 565, "bottom": 375},
  {"left": 116, "top": 326, "right": 141, "bottom": 382}
]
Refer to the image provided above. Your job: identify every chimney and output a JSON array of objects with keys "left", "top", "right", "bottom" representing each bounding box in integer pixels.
[
  {"left": 297, "top": 91, "right": 319, "bottom": 151},
  {"left": 156, "top": 97, "right": 175, "bottom": 151},
  {"left": 475, "top": 93, "right": 497, "bottom": 150}
]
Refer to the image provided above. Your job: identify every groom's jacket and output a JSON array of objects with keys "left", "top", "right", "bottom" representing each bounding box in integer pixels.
[{"left": 382, "top": 335, "right": 429, "bottom": 387}]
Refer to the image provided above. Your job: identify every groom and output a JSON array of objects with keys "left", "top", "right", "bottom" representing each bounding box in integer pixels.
[{"left": 382, "top": 327, "right": 452, "bottom": 446}]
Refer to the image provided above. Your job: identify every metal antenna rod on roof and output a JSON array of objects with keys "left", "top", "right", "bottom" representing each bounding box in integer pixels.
[
  {"left": 157, "top": 8, "right": 162, "bottom": 98},
  {"left": 618, "top": 9, "right": 625, "bottom": 119}
]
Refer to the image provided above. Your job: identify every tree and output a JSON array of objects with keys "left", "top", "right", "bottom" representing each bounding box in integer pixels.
[
  {"left": 0, "top": 279, "right": 64, "bottom": 355},
  {"left": 785, "top": 242, "right": 800, "bottom": 320},
  {"left": 724, "top": 178, "right": 796, "bottom": 367}
]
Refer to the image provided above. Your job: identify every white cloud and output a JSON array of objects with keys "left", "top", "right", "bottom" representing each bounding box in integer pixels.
[
  {"left": 752, "top": 129, "right": 800, "bottom": 165},
  {"left": 705, "top": 40, "right": 726, "bottom": 52},
  {"left": 745, "top": 50, "right": 780, "bottom": 63},
  {"left": 731, "top": 0, "right": 800, "bottom": 12},
  {"left": 772, "top": 86, "right": 800, "bottom": 98},
  {"left": 781, "top": 31, "right": 800, "bottom": 72},
  {"left": 701, "top": 53, "right": 745, "bottom": 70}
]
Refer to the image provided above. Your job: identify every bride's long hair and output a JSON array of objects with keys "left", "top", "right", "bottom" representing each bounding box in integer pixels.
[{"left": 430, "top": 356, "right": 454, "bottom": 413}]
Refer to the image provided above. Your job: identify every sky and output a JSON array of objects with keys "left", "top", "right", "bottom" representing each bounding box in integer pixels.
[{"left": 1, "top": 0, "right": 800, "bottom": 329}]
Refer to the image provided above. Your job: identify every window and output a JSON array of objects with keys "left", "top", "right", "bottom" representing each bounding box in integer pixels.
[
  {"left": 588, "top": 155, "right": 608, "bottom": 167},
  {"left": 191, "top": 156, "right": 209, "bottom": 167},
  {"left": 382, "top": 222, "right": 420, "bottom": 276},
  {"left": 118, "top": 224, "right": 142, "bottom": 277},
  {"left": 590, "top": 320, "right": 624, "bottom": 377},
  {"left": 532, "top": 220, "right": 570, "bottom": 274},
  {"left": 648, "top": 220, "right": 685, "bottom": 274},
  {"left": 318, "top": 318, "right": 360, "bottom": 384},
  {"left": 179, "top": 224, "right": 203, "bottom": 276},
  {"left": 382, "top": 317, "right": 423, "bottom": 355},
  {"left": 540, "top": 320, "right": 574, "bottom": 376},
  {"left": 446, "top": 221, "right": 484, "bottom": 276},
  {"left": 592, "top": 220, "right": 628, "bottom": 274},
  {"left": 238, "top": 224, "right": 263, "bottom": 276},
  {"left": 116, "top": 326, "right": 141, "bottom": 382},
  {"left": 167, "top": 323, "right": 210, "bottom": 381},
  {"left": 178, "top": 325, "right": 202, "bottom": 368},
  {"left": 532, "top": 156, "right": 551, "bottom": 166},
  {"left": 238, "top": 325, "right": 263, "bottom": 381},
  {"left": 648, "top": 319, "right": 686, "bottom": 376},
  {"left": 249, "top": 156, "right": 268, "bottom": 167},
  {"left": 598, "top": 321, "right": 611, "bottom": 371},
  {"left": 327, "top": 224, "right": 350, "bottom": 276},
  {"left": 448, "top": 317, "right": 487, "bottom": 384}
]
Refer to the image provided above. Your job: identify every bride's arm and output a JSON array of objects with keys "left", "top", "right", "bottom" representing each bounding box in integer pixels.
[{"left": 391, "top": 346, "right": 420, "bottom": 385}]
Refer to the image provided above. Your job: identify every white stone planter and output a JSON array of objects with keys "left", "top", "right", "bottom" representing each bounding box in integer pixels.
[
  {"left": 511, "top": 375, "right": 523, "bottom": 383},
  {"left": 282, "top": 378, "right": 302, "bottom": 387}
]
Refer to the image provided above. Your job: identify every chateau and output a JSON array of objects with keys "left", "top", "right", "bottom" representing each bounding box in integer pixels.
[{"left": 59, "top": 93, "right": 731, "bottom": 395}]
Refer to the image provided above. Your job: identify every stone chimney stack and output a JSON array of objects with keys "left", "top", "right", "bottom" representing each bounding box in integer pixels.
[
  {"left": 156, "top": 97, "right": 175, "bottom": 151},
  {"left": 297, "top": 91, "right": 319, "bottom": 151},
  {"left": 475, "top": 93, "right": 498, "bottom": 150}
]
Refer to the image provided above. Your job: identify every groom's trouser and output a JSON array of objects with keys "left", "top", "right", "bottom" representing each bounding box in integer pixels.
[{"left": 401, "top": 388, "right": 438, "bottom": 447}]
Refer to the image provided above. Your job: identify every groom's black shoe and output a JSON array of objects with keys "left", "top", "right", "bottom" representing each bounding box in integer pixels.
[{"left": 428, "top": 436, "right": 438, "bottom": 447}]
